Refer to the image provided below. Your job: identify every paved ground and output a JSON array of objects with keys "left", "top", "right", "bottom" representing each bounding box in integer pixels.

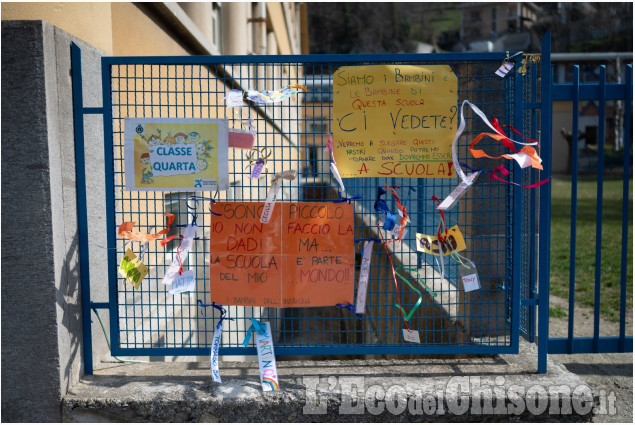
[
  {"left": 549, "top": 295, "right": 633, "bottom": 423},
  {"left": 63, "top": 341, "right": 594, "bottom": 422}
]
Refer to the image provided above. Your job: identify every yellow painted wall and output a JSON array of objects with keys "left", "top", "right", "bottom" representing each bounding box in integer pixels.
[
  {"left": 1, "top": 2, "right": 114, "bottom": 54},
  {"left": 110, "top": 3, "right": 189, "bottom": 56}
]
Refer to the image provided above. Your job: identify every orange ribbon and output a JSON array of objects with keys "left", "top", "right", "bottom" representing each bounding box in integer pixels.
[
  {"left": 470, "top": 132, "right": 543, "bottom": 170},
  {"left": 118, "top": 213, "right": 176, "bottom": 243}
]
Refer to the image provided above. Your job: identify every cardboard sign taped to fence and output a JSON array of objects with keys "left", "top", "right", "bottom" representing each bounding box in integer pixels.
[
  {"left": 332, "top": 64, "right": 458, "bottom": 178},
  {"left": 210, "top": 202, "right": 355, "bottom": 307},
  {"left": 124, "top": 118, "right": 229, "bottom": 191}
]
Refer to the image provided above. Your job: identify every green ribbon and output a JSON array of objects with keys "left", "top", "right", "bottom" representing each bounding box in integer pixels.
[{"left": 395, "top": 266, "right": 438, "bottom": 297}]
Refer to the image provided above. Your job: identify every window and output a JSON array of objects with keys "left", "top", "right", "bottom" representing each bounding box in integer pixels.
[
  {"left": 309, "top": 122, "right": 328, "bottom": 133},
  {"left": 305, "top": 145, "right": 319, "bottom": 177},
  {"left": 211, "top": 2, "right": 221, "bottom": 52},
  {"left": 163, "top": 192, "right": 196, "bottom": 252}
]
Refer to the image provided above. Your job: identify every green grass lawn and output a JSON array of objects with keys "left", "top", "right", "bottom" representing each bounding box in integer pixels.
[{"left": 550, "top": 177, "right": 633, "bottom": 322}]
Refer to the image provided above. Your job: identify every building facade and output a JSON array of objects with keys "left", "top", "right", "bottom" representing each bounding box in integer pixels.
[{"left": 2, "top": 2, "right": 307, "bottom": 421}]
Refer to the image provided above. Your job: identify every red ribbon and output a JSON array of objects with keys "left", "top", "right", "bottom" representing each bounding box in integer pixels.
[
  {"left": 491, "top": 117, "right": 539, "bottom": 152},
  {"left": 160, "top": 234, "right": 184, "bottom": 275},
  {"left": 489, "top": 165, "right": 550, "bottom": 188},
  {"left": 384, "top": 185, "right": 409, "bottom": 242},
  {"left": 431, "top": 196, "right": 449, "bottom": 248}
]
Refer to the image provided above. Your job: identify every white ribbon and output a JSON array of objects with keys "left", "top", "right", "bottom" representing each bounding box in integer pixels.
[
  {"left": 355, "top": 241, "right": 374, "bottom": 314},
  {"left": 260, "top": 170, "right": 297, "bottom": 224},
  {"left": 211, "top": 323, "right": 223, "bottom": 383},
  {"left": 161, "top": 224, "right": 197, "bottom": 286},
  {"left": 330, "top": 162, "right": 346, "bottom": 193}
]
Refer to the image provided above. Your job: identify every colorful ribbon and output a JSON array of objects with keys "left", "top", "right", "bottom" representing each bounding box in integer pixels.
[
  {"left": 451, "top": 100, "right": 539, "bottom": 186},
  {"left": 495, "top": 61, "right": 514, "bottom": 78},
  {"left": 392, "top": 272, "right": 423, "bottom": 322},
  {"left": 395, "top": 265, "right": 437, "bottom": 297},
  {"left": 383, "top": 185, "right": 409, "bottom": 242},
  {"left": 324, "top": 132, "right": 337, "bottom": 165},
  {"left": 469, "top": 132, "right": 543, "bottom": 170},
  {"left": 246, "top": 147, "right": 272, "bottom": 178},
  {"left": 245, "top": 85, "right": 307, "bottom": 104},
  {"left": 377, "top": 223, "right": 410, "bottom": 330},
  {"left": 118, "top": 213, "right": 176, "bottom": 243},
  {"left": 325, "top": 132, "right": 346, "bottom": 193},
  {"left": 223, "top": 89, "right": 244, "bottom": 108}
]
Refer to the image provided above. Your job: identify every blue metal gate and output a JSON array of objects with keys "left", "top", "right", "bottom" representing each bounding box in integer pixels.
[
  {"left": 73, "top": 34, "right": 554, "bottom": 375},
  {"left": 547, "top": 61, "right": 633, "bottom": 355}
]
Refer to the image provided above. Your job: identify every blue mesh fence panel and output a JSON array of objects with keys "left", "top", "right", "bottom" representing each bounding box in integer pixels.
[{"left": 102, "top": 55, "right": 533, "bottom": 357}]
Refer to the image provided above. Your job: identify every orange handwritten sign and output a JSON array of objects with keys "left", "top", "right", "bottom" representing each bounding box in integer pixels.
[{"left": 210, "top": 202, "right": 355, "bottom": 307}]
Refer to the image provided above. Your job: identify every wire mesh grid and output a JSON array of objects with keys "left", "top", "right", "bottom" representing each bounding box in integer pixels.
[{"left": 105, "top": 55, "right": 531, "bottom": 356}]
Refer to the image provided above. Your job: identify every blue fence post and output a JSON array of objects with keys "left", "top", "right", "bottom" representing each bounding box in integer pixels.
[
  {"left": 101, "top": 58, "right": 119, "bottom": 354},
  {"left": 511, "top": 65, "right": 523, "bottom": 352},
  {"left": 619, "top": 65, "right": 632, "bottom": 352},
  {"left": 567, "top": 65, "right": 580, "bottom": 354},
  {"left": 537, "top": 31, "right": 552, "bottom": 373},
  {"left": 593, "top": 65, "right": 607, "bottom": 353},
  {"left": 71, "top": 42, "right": 95, "bottom": 376}
]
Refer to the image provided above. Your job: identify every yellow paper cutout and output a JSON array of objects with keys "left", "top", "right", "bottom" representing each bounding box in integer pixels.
[
  {"left": 118, "top": 248, "right": 149, "bottom": 289},
  {"left": 332, "top": 64, "right": 458, "bottom": 178},
  {"left": 415, "top": 225, "right": 466, "bottom": 256}
]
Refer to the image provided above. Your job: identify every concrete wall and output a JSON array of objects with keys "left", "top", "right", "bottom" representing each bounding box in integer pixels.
[{"left": 1, "top": 20, "right": 107, "bottom": 422}]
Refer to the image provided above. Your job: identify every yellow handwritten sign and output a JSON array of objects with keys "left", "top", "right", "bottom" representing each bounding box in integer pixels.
[
  {"left": 332, "top": 65, "right": 458, "bottom": 178},
  {"left": 415, "top": 226, "right": 466, "bottom": 256}
]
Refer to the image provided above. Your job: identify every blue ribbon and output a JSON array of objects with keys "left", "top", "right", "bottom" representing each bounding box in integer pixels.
[
  {"left": 374, "top": 186, "right": 397, "bottom": 230},
  {"left": 374, "top": 187, "right": 390, "bottom": 214},
  {"left": 333, "top": 191, "right": 362, "bottom": 204},
  {"left": 459, "top": 161, "right": 489, "bottom": 174},
  {"left": 383, "top": 211, "right": 397, "bottom": 230},
  {"left": 208, "top": 199, "right": 222, "bottom": 217},
  {"left": 197, "top": 300, "right": 234, "bottom": 329},
  {"left": 242, "top": 318, "right": 268, "bottom": 347},
  {"left": 401, "top": 186, "right": 416, "bottom": 208},
  {"left": 336, "top": 303, "right": 363, "bottom": 319}
]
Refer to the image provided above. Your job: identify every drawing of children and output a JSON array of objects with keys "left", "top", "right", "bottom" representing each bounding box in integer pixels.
[
  {"left": 188, "top": 132, "right": 201, "bottom": 144},
  {"left": 146, "top": 133, "right": 162, "bottom": 151},
  {"left": 174, "top": 133, "right": 188, "bottom": 144},
  {"left": 163, "top": 134, "right": 177, "bottom": 145},
  {"left": 196, "top": 158, "right": 208, "bottom": 171},
  {"left": 140, "top": 153, "right": 154, "bottom": 183},
  {"left": 196, "top": 140, "right": 214, "bottom": 159}
]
